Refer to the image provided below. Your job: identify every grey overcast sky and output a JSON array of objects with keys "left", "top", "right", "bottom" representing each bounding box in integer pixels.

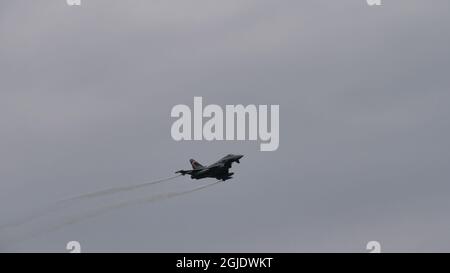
[{"left": 1, "top": 0, "right": 450, "bottom": 252}]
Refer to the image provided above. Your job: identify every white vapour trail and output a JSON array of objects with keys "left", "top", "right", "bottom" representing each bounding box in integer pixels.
[
  {"left": 0, "top": 175, "right": 181, "bottom": 231},
  {"left": 56, "top": 181, "right": 221, "bottom": 229},
  {"left": 58, "top": 174, "right": 182, "bottom": 203},
  {"left": 2, "top": 182, "right": 220, "bottom": 245}
]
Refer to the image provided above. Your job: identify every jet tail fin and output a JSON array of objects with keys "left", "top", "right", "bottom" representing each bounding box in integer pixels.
[{"left": 190, "top": 159, "right": 204, "bottom": 169}]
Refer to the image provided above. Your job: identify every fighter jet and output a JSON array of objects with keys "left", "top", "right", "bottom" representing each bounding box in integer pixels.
[{"left": 176, "top": 154, "right": 244, "bottom": 181}]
